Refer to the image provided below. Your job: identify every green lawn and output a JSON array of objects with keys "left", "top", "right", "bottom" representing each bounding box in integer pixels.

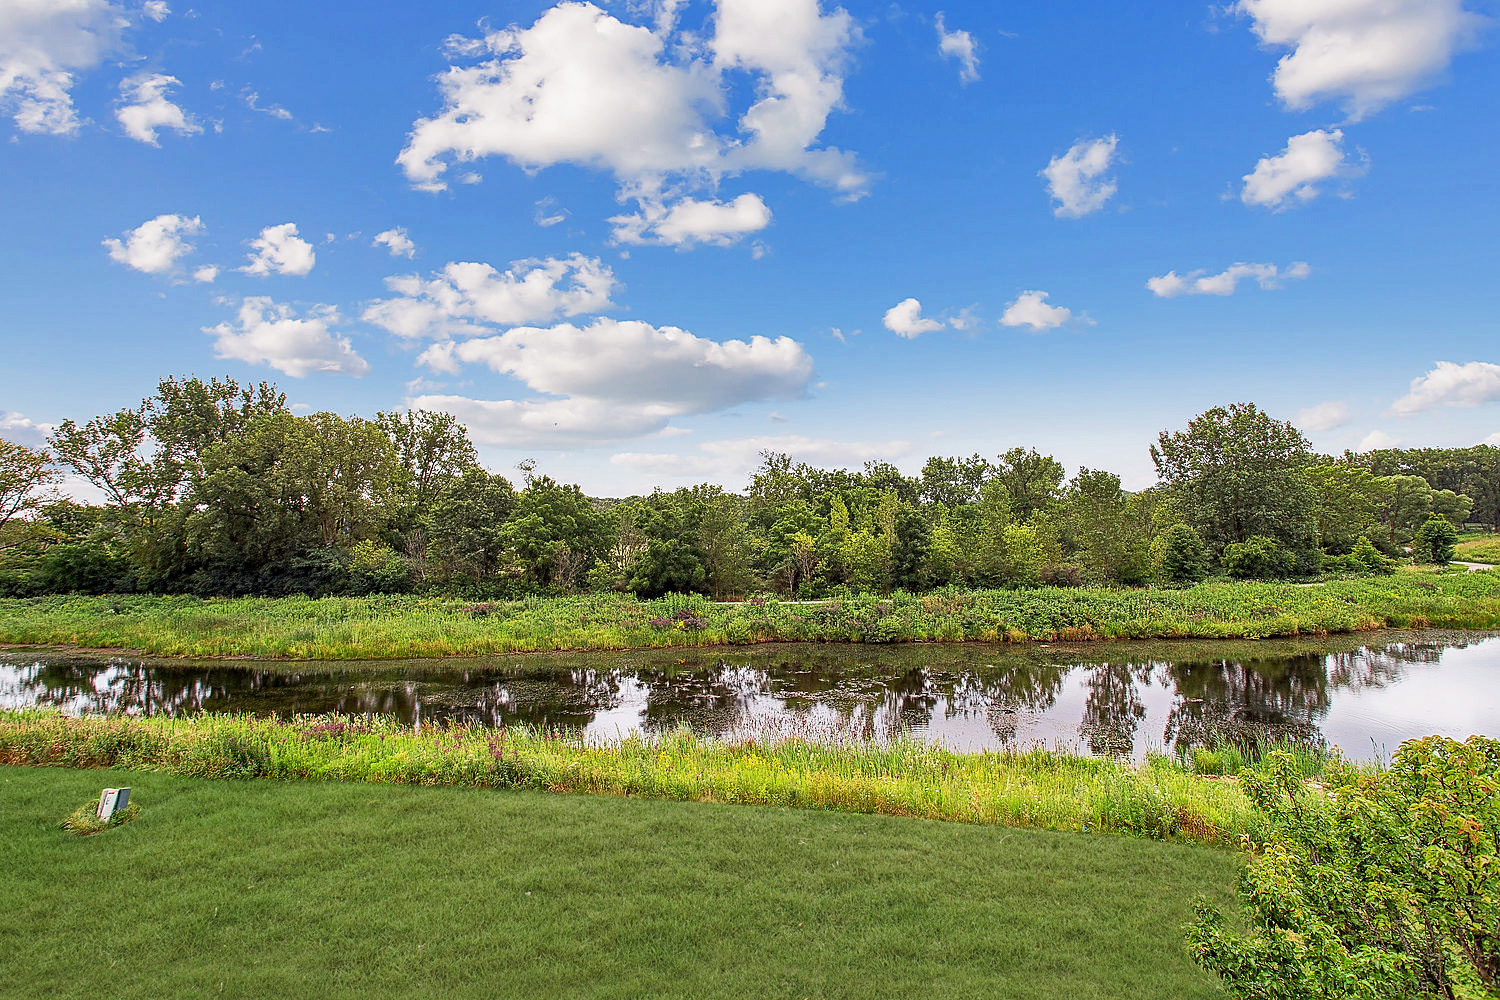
[{"left": 0, "top": 766, "right": 1237, "bottom": 1000}]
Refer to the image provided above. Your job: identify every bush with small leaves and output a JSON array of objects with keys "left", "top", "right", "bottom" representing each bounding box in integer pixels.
[
  {"left": 1221, "top": 536, "right": 1297, "bottom": 580},
  {"left": 1152, "top": 524, "right": 1209, "bottom": 587},
  {"left": 1414, "top": 515, "right": 1460, "bottom": 565},
  {"left": 1187, "top": 736, "right": 1500, "bottom": 999}
]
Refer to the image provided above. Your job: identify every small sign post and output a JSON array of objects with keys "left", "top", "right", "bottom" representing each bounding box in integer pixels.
[{"left": 96, "top": 788, "right": 130, "bottom": 823}]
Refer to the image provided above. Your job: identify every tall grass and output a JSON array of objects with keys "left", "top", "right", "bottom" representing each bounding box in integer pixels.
[
  {"left": 0, "top": 709, "right": 1265, "bottom": 846},
  {"left": 1457, "top": 534, "right": 1500, "bottom": 564},
  {"left": 2, "top": 572, "right": 1499, "bottom": 660}
]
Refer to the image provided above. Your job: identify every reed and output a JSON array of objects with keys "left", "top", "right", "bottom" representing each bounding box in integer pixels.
[{"left": 0, "top": 708, "right": 1276, "bottom": 846}]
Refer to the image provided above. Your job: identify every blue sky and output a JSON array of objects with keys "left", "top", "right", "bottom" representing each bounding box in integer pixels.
[{"left": 2, "top": 0, "right": 1498, "bottom": 495}]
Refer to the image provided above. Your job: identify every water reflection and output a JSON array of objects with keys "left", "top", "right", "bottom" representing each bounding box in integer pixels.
[{"left": 2, "top": 631, "right": 1496, "bottom": 760}]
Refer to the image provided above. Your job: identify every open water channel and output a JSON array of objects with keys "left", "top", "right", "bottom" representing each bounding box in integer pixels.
[{"left": 3, "top": 631, "right": 1497, "bottom": 760}]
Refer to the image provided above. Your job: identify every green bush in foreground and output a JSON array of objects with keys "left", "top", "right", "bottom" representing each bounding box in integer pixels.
[
  {"left": 0, "top": 709, "right": 1264, "bottom": 845},
  {"left": 1188, "top": 736, "right": 1500, "bottom": 999}
]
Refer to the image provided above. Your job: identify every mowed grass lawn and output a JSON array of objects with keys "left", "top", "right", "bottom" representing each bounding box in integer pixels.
[{"left": 0, "top": 766, "right": 1237, "bottom": 1000}]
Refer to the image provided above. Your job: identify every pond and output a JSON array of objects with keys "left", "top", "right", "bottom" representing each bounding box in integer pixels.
[{"left": 3, "top": 631, "right": 1497, "bottom": 760}]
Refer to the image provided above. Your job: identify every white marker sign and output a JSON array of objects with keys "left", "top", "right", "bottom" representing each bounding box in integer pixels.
[{"left": 97, "top": 787, "right": 130, "bottom": 822}]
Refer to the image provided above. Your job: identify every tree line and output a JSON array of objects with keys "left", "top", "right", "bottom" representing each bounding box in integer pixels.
[{"left": 1, "top": 379, "right": 1494, "bottom": 599}]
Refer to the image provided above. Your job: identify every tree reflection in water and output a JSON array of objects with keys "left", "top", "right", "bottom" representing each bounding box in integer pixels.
[{"left": 1, "top": 633, "right": 1493, "bottom": 757}]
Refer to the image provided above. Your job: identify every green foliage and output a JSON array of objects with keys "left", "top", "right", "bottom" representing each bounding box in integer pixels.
[
  {"left": 0, "top": 439, "right": 58, "bottom": 536},
  {"left": 1153, "top": 524, "right": 1209, "bottom": 587},
  {"left": 1414, "top": 514, "right": 1460, "bottom": 565},
  {"left": 1222, "top": 536, "right": 1297, "bottom": 580},
  {"left": 1323, "top": 536, "right": 1398, "bottom": 576},
  {"left": 1151, "top": 404, "right": 1317, "bottom": 556},
  {"left": 8, "top": 380, "right": 1491, "bottom": 599},
  {"left": 1188, "top": 737, "right": 1500, "bottom": 999}
]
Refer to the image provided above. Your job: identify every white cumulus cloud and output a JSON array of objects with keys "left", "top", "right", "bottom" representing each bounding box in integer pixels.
[
  {"left": 397, "top": 0, "right": 868, "bottom": 211},
  {"left": 935, "top": 12, "right": 979, "bottom": 84},
  {"left": 1235, "top": 0, "right": 1483, "bottom": 119},
  {"left": 142, "top": 1, "right": 169, "bottom": 21},
  {"left": 205, "top": 298, "right": 370, "bottom": 378},
  {"left": 1242, "top": 129, "right": 1359, "bottom": 209},
  {"left": 1390, "top": 361, "right": 1500, "bottom": 416},
  {"left": 1041, "top": 135, "right": 1119, "bottom": 218},
  {"left": 882, "top": 297, "right": 946, "bottom": 338},
  {"left": 241, "top": 222, "right": 316, "bottom": 277},
  {"left": 1294, "top": 400, "right": 1351, "bottom": 432},
  {"left": 1358, "top": 430, "right": 1400, "bottom": 451},
  {"left": 115, "top": 72, "right": 199, "bottom": 145},
  {"left": 1147, "top": 260, "right": 1310, "bottom": 297},
  {"left": 409, "top": 316, "right": 814, "bottom": 447},
  {"left": 102, "top": 213, "right": 202, "bottom": 274},
  {"left": 372, "top": 227, "right": 416, "bottom": 258},
  {"left": 610, "top": 192, "right": 772, "bottom": 247},
  {"left": 192, "top": 264, "right": 217, "bottom": 283},
  {"left": 0, "top": 0, "right": 126, "bottom": 135},
  {"left": 363, "top": 254, "right": 618, "bottom": 340},
  {"left": 1000, "top": 290, "right": 1075, "bottom": 331}
]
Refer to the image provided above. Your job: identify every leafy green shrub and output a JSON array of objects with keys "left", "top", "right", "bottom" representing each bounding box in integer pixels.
[
  {"left": 1350, "top": 535, "right": 1397, "bottom": 575},
  {"left": 1188, "top": 736, "right": 1500, "bottom": 999},
  {"left": 1221, "top": 536, "right": 1296, "bottom": 580},
  {"left": 1414, "top": 515, "right": 1460, "bottom": 565},
  {"left": 1153, "top": 524, "right": 1209, "bottom": 587}
]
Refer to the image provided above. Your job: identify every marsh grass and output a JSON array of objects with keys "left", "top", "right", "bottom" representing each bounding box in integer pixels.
[
  {"left": 2, "top": 573, "right": 1499, "bottom": 660},
  {"left": 1, "top": 709, "right": 1269, "bottom": 846},
  {"left": 59, "top": 799, "right": 140, "bottom": 835},
  {"left": 1456, "top": 533, "right": 1500, "bottom": 564},
  {"left": 1177, "top": 736, "right": 1328, "bottom": 779}
]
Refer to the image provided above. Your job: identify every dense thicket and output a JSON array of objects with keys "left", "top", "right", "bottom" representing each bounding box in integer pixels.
[{"left": 0, "top": 379, "right": 1493, "bottom": 598}]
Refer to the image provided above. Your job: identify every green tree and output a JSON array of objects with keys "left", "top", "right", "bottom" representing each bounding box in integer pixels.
[
  {"left": 0, "top": 439, "right": 57, "bottom": 537},
  {"left": 1431, "top": 488, "right": 1474, "bottom": 529},
  {"left": 1413, "top": 515, "right": 1459, "bottom": 565},
  {"left": 1151, "top": 404, "right": 1317, "bottom": 561},
  {"left": 1061, "top": 468, "right": 1151, "bottom": 584},
  {"left": 1152, "top": 524, "right": 1208, "bottom": 587},
  {"left": 994, "top": 447, "right": 1065, "bottom": 521},
  {"left": 1378, "top": 474, "right": 1435, "bottom": 545},
  {"left": 425, "top": 467, "right": 515, "bottom": 582}
]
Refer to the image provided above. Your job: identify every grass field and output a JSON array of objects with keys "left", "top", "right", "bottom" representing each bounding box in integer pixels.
[
  {"left": 3, "top": 571, "right": 1500, "bottom": 660},
  {"left": 0, "top": 765, "right": 1238, "bottom": 1000},
  {"left": 1458, "top": 532, "right": 1500, "bottom": 564}
]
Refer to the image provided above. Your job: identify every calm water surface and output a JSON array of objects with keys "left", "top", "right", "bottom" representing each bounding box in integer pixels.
[{"left": 3, "top": 631, "right": 1497, "bottom": 759}]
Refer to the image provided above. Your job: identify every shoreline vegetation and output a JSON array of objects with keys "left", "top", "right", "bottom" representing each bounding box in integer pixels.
[
  {"left": 0, "top": 710, "right": 1286, "bottom": 847},
  {"left": 2, "top": 572, "right": 1499, "bottom": 661}
]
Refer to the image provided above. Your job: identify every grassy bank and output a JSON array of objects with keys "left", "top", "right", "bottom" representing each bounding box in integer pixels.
[
  {"left": 3, "top": 572, "right": 1500, "bottom": 660},
  {"left": 0, "top": 766, "right": 1237, "bottom": 1000},
  {"left": 1458, "top": 532, "right": 1500, "bottom": 564},
  {"left": 0, "top": 710, "right": 1268, "bottom": 846}
]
